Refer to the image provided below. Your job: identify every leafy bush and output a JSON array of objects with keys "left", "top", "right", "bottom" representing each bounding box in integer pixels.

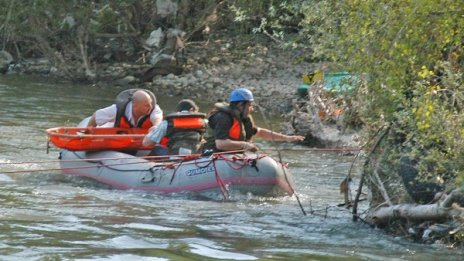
[{"left": 228, "top": 0, "right": 464, "bottom": 188}]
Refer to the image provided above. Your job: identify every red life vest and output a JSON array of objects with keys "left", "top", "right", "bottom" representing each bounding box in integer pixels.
[
  {"left": 114, "top": 89, "right": 157, "bottom": 129},
  {"left": 165, "top": 112, "right": 207, "bottom": 135},
  {"left": 229, "top": 117, "right": 243, "bottom": 140},
  {"left": 117, "top": 115, "right": 153, "bottom": 129},
  {"left": 208, "top": 103, "right": 255, "bottom": 141},
  {"left": 163, "top": 112, "right": 207, "bottom": 154}
]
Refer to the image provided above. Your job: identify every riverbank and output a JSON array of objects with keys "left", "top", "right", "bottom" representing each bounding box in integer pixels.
[
  {"left": 8, "top": 33, "right": 360, "bottom": 148},
  {"left": 133, "top": 35, "right": 360, "bottom": 148},
  {"left": 3, "top": 77, "right": 454, "bottom": 259},
  {"left": 8, "top": 35, "right": 309, "bottom": 114},
  {"left": 137, "top": 36, "right": 360, "bottom": 148},
  {"left": 149, "top": 38, "right": 312, "bottom": 114}
]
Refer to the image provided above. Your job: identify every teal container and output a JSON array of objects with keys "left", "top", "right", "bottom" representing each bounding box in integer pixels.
[
  {"left": 323, "top": 72, "right": 357, "bottom": 92},
  {"left": 296, "top": 71, "right": 357, "bottom": 98},
  {"left": 297, "top": 83, "right": 310, "bottom": 98}
]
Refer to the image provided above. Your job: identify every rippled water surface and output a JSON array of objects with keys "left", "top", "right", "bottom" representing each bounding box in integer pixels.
[{"left": 0, "top": 75, "right": 463, "bottom": 260}]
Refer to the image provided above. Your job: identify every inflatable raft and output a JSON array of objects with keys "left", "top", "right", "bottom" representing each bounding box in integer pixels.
[
  {"left": 58, "top": 149, "right": 294, "bottom": 198},
  {"left": 47, "top": 119, "right": 295, "bottom": 198}
]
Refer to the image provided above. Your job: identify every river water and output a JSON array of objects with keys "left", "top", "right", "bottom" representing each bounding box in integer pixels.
[{"left": 0, "top": 75, "right": 462, "bottom": 260}]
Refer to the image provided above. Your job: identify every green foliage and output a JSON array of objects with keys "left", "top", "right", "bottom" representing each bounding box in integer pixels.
[
  {"left": 224, "top": 0, "right": 302, "bottom": 37},
  {"left": 239, "top": 1, "right": 464, "bottom": 187},
  {"left": 0, "top": 0, "right": 158, "bottom": 78},
  {"left": 301, "top": 0, "right": 464, "bottom": 188},
  {"left": 0, "top": 0, "right": 462, "bottom": 190}
]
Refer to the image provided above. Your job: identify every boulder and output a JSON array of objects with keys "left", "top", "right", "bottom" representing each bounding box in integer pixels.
[
  {"left": 0, "top": 50, "right": 13, "bottom": 74},
  {"left": 145, "top": 28, "right": 164, "bottom": 48},
  {"left": 156, "top": 0, "right": 178, "bottom": 18}
]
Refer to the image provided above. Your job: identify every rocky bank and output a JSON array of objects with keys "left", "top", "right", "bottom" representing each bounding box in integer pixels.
[
  {"left": 144, "top": 38, "right": 361, "bottom": 148},
  {"left": 5, "top": 35, "right": 360, "bottom": 148}
]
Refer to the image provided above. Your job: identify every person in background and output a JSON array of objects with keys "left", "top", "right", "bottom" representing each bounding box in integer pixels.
[
  {"left": 143, "top": 99, "right": 207, "bottom": 156},
  {"left": 205, "top": 87, "right": 305, "bottom": 152},
  {"left": 87, "top": 89, "right": 163, "bottom": 129}
]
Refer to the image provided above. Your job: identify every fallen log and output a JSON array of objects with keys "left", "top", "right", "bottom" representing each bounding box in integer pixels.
[{"left": 367, "top": 188, "right": 464, "bottom": 225}]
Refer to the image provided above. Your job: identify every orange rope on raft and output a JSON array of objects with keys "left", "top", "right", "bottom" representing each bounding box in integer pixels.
[
  {"left": 0, "top": 151, "right": 246, "bottom": 174},
  {"left": 0, "top": 154, "right": 202, "bottom": 165},
  {"left": 1, "top": 147, "right": 359, "bottom": 167}
]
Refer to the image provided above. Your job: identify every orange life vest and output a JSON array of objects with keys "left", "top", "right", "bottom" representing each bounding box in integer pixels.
[
  {"left": 229, "top": 117, "right": 244, "bottom": 140},
  {"left": 117, "top": 115, "right": 153, "bottom": 129},
  {"left": 208, "top": 103, "right": 255, "bottom": 142},
  {"left": 165, "top": 112, "right": 207, "bottom": 135},
  {"left": 163, "top": 112, "right": 207, "bottom": 154},
  {"left": 114, "top": 89, "right": 157, "bottom": 129}
]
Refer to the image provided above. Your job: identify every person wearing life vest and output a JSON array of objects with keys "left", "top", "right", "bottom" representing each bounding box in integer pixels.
[
  {"left": 205, "top": 87, "right": 305, "bottom": 152},
  {"left": 143, "top": 99, "right": 206, "bottom": 155},
  {"left": 87, "top": 89, "right": 163, "bottom": 129}
]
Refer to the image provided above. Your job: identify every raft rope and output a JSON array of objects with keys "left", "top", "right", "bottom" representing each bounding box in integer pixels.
[
  {"left": 2, "top": 146, "right": 355, "bottom": 208},
  {"left": 0, "top": 162, "right": 150, "bottom": 174},
  {"left": 158, "top": 150, "right": 266, "bottom": 200},
  {"left": 169, "top": 159, "right": 184, "bottom": 185},
  {"left": 0, "top": 150, "right": 252, "bottom": 173},
  {"left": 67, "top": 151, "right": 206, "bottom": 174},
  {"left": 5, "top": 146, "right": 371, "bottom": 220},
  {"left": 211, "top": 155, "right": 230, "bottom": 200},
  {"left": 1, "top": 149, "right": 252, "bottom": 201},
  {"left": 0, "top": 152, "right": 197, "bottom": 174},
  {"left": 262, "top": 147, "right": 360, "bottom": 152},
  {"left": 275, "top": 148, "right": 307, "bottom": 216},
  {"left": 1, "top": 148, "right": 363, "bottom": 217},
  {"left": 215, "top": 152, "right": 265, "bottom": 170},
  {"left": 0, "top": 147, "right": 356, "bottom": 169},
  {"left": 255, "top": 103, "right": 307, "bottom": 216},
  {"left": 0, "top": 154, "right": 201, "bottom": 165}
]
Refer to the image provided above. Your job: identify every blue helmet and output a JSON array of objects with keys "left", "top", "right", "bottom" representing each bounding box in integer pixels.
[{"left": 229, "top": 87, "right": 254, "bottom": 102}]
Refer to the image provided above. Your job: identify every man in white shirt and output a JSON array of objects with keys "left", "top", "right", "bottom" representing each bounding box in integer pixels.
[{"left": 87, "top": 89, "right": 163, "bottom": 129}]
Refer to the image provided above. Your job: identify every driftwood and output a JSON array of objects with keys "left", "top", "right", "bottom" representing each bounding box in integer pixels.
[
  {"left": 77, "top": 26, "right": 95, "bottom": 79},
  {"left": 352, "top": 126, "right": 389, "bottom": 221},
  {"left": 367, "top": 188, "right": 464, "bottom": 225}
]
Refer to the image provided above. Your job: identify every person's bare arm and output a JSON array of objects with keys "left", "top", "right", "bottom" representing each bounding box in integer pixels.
[
  {"left": 87, "top": 113, "right": 97, "bottom": 127},
  {"left": 152, "top": 113, "right": 163, "bottom": 128},
  {"left": 215, "top": 139, "right": 258, "bottom": 152},
  {"left": 256, "top": 127, "right": 305, "bottom": 142},
  {"left": 143, "top": 121, "right": 167, "bottom": 146},
  {"left": 142, "top": 135, "right": 156, "bottom": 146}
]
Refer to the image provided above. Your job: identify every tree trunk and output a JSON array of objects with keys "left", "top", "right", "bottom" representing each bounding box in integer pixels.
[{"left": 367, "top": 188, "right": 464, "bottom": 225}]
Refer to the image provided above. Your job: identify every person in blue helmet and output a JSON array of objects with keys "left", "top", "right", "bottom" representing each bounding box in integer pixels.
[{"left": 204, "top": 87, "right": 305, "bottom": 152}]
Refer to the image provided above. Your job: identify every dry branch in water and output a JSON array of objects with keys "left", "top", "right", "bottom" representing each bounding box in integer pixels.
[{"left": 367, "top": 187, "right": 464, "bottom": 225}]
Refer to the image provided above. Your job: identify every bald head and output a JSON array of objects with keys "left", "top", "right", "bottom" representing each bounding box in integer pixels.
[
  {"left": 132, "top": 90, "right": 152, "bottom": 103},
  {"left": 132, "top": 90, "right": 153, "bottom": 117}
]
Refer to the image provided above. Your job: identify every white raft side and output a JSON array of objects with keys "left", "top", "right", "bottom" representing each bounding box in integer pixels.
[
  {"left": 60, "top": 117, "right": 295, "bottom": 196},
  {"left": 59, "top": 149, "right": 294, "bottom": 196}
]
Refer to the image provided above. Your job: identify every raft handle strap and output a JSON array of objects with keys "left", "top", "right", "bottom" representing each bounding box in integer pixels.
[
  {"left": 212, "top": 155, "right": 229, "bottom": 200},
  {"left": 142, "top": 168, "right": 157, "bottom": 183},
  {"left": 169, "top": 160, "right": 183, "bottom": 185},
  {"left": 249, "top": 159, "right": 259, "bottom": 172}
]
